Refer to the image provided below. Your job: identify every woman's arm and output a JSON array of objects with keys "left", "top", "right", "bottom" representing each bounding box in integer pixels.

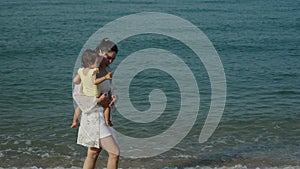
[
  {"left": 73, "top": 74, "right": 81, "bottom": 84},
  {"left": 98, "top": 93, "right": 110, "bottom": 108},
  {"left": 109, "top": 80, "right": 118, "bottom": 107}
]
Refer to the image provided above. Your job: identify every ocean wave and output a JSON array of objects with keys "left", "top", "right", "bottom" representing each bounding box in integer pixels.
[{"left": 183, "top": 165, "right": 300, "bottom": 169}]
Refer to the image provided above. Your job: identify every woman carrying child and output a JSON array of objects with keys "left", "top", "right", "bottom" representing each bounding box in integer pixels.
[{"left": 72, "top": 38, "right": 119, "bottom": 169}]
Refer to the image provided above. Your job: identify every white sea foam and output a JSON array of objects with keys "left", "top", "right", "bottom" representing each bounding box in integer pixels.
[
  {"left": 25, "top": 140, "right": 31, "bottom": 145},
  {"left": 40, "top": 153, "right": 50, "bottom": 158},
  {"left": 171, "top": 154, "right": 197, "bottom": 159},
  {"left": 183, "top": 165, "right": 300, "bottom": 169}
]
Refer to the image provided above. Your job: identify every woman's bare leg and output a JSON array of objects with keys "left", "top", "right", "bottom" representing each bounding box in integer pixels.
[
  {"left": 107, "top": 151, "right": 119, "bottom": 169},
  {"left": 83, "top": 147, "right": 101, "bottom": 169},
  {"left": 100, "top": 136, "right": 120, "bottom": 169}
]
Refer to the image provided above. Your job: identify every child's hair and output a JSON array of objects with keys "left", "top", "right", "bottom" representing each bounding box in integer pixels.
[
  {"left": 81, "top": 49, "right": 99, "bottom": 68},
  {"left": 95, "top": 38, "right": 118, "bottom": 54}
]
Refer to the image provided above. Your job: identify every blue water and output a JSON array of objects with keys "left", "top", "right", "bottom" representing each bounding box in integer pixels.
[{"left": 0, "top": 0, "right": 299, "bottom": 168}]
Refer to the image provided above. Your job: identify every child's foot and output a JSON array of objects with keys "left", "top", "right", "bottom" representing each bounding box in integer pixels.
[
  {"left": 105, "top": 120, "right": 113, "bottom": 127},
  {"left": 70, "top": 122, "right": 77, "bottom": 128}
]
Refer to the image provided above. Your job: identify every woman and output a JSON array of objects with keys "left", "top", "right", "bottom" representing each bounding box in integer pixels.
[{"left": 73, "top": 38, "right": 119, "bottom": 169}]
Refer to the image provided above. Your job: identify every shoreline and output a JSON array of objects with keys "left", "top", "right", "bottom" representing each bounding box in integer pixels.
[{"left": 1, "top": 155, "right": 300, "bottom": 169}]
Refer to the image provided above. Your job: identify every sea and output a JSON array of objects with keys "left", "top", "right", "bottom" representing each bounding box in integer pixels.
[{"left": 0, "top": 0, "right": 299, "bottom": 169}]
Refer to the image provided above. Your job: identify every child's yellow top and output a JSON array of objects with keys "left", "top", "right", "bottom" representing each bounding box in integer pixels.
[{"left": 78, "top": 68, "right": 100, "bottom": 97}]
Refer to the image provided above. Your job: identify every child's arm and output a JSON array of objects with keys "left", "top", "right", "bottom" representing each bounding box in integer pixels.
[
  {"left": 73, "top": 74, "right": 81, "bottom": 84},
  {"left": 93, "top": 72, "right": 112, "bottom": 85}
]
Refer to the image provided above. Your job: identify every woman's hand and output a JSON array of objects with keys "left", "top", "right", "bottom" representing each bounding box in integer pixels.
[
  {"left": 98, "top": 93, "right": 110, "bottom": 108},
  {"left": 109, "top": 95, "right": 117, "bottom": 107}
]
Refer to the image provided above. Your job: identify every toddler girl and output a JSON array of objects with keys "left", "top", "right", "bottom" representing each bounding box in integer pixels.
[{"left": 71, "top": 49, "right": 113, "bottom": 128}]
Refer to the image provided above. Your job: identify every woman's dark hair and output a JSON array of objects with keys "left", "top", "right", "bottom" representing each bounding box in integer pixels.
[
  {"left": 95, "top": 38, "right": 118, "bottom": 54},
  {"left": 81, "top": 49, "right": 99, "bottom": 68}
]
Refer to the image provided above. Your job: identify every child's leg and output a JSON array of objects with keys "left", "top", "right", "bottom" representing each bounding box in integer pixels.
[
  {"left": 71, "top": 106, "right": 82, "bottom": 128},
  {"left": 104, "top": 107, "right": 113, "bottom": 126}
]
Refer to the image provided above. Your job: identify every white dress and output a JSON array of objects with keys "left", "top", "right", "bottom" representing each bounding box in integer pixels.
[{"left": 73, "top": 80, "right": 115, "bottom": 148}]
